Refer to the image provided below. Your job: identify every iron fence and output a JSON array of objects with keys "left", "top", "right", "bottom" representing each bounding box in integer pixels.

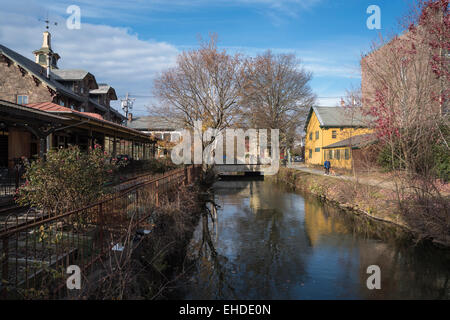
[
  {"left": 0, "top": 165, "right": 201, "bottom": 299},
  {"left": 0, "top": 168, "right": 24, "bottom": 200}
]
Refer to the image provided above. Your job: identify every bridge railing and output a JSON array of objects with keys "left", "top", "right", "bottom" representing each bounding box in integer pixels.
[{"left": 0, "top": 165, "right": 201, "bottom": 299}]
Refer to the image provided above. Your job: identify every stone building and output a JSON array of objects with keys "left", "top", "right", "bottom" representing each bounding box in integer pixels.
[
  {"left": 0, "top": 31, "right": 126, "bottom": 124},
  {"left": 0, "top": 31, "right": 156, "bottom": 172}
]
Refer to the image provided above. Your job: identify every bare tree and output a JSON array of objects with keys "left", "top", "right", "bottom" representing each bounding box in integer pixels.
[
  {"left": 360, "top": 0, "right": 449, "bottom": 239},
  {"left": 361, "top": 1, "right": 448, "bottom": 178},
  {"left": 239, "top": 51, "right": 316, "bottom": 150},
  {"left": 153, "top": 34, "right": 242, "bottom": 133}
]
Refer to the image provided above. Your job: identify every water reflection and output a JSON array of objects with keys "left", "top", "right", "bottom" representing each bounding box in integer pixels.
[{"left": 179, "top": 180, "right": 449, "bottom": 300}]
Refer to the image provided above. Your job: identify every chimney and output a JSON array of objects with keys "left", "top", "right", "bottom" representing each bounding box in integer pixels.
[
  {"left": 127, "top": 113, "right": 133, "bottom": 122},
  {"left": 42, "top": 31, "right": 51, "bottom": 49}
]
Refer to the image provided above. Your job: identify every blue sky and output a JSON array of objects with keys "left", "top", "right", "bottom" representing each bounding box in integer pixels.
[{"left": 0, "top": 0, "right": 413, "bottom": 115}]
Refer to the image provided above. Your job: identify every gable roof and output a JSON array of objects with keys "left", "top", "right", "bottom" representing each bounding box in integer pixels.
[
  {"left": 323, "top": 133, "right": 376, "bottom": 149},
  {"left": 128, "top": 116, "right": 184, "bottom": 131},
  {"left": 0, "top": 44, "right": 83, "bottom": 102},
  {"left": 51, "top": 69, "right": 90, "bottom": 81},
  {"left": 90, "top": 84, "right": 118, "bottom": 100},
  {"left": 304, "top": 106, "right": 372, "bottom": 131}
]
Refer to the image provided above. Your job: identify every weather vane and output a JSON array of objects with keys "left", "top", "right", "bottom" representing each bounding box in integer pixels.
[{"left": 39, "top": 13, "right": 58, "bottom": 30}]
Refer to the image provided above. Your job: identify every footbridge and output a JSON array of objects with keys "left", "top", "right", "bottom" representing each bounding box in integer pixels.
[{"left": 214, "top": 164, "right": 276, "bottom": 176}]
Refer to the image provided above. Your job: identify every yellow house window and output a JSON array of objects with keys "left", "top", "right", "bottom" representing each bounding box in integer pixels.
[
  {"left": 309, "top": 149, "right": 312, "bottom": 158},
  {"left": 328, "top": 150, "right": 333, "bottom": 159},
  {"left": 315, "top": 131, "right": 319, "bottom": 139},
  {"left": 315, "top": 147, "right": 320, "bottom": 152},
  {"left": 336, "top": 150, "right": 341, "bottom": 160},
  {"left": 332, "top": 130, "right": 337, "bottom": 139},
  {"left": 309, "top": 132, "right": 313, "bottom": 140},
  {"left": 345, "top": 149, "right": 350, "bottom": 160}
]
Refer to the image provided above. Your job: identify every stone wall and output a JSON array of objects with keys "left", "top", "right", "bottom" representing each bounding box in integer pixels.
[{"left": 0, "top": 56, "right": 54, "bottom": 104}]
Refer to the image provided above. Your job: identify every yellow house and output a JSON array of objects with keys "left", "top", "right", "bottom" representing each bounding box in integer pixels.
[{"left": 304, "top": 107, "right": 373, "bottom": 169}]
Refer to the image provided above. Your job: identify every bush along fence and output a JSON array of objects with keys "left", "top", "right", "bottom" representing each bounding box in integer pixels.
[{"left": 0, "top": 165, "right": 201, "bottom": 299}]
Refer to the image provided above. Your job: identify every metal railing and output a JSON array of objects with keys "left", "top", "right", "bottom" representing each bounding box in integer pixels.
[
  {"left": 0, "top": 168, "right": 24, "bottom": 201},
  {"left": 0, "top": 165, "right": 201, "bottom": 299}
]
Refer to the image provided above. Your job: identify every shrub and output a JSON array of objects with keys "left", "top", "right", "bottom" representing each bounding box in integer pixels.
[{"left": 16, "top": 145, "right": 123, "bottom": 213}]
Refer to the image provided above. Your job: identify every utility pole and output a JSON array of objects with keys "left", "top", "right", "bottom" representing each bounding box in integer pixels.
[{"left": 121, "top": 92, "right": 135, "bottom": 124}]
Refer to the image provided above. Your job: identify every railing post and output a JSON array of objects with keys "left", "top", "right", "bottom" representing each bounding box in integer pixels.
[
  {"left": 135, "top": 190, "right": 139, "bottom": 228},
  {"left": 155, "top": 181, "right": 159, "bottom": 207},
  {"left": 98, "top": 203, "right": 104, "bottom": 252},
  {"left": 14, "top": 168, "right": 19, "bottom": 190},
  {"left": 1, "top": 237, "right": 8, "bottom": 299}
]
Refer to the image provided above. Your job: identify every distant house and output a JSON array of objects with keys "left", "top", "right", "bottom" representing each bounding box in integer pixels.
[
  {"left": 127, "top": 115, "right": 184, "bottom": 157},
  {"left": 304, "top": 106, "right": 373, "bottom": 169}
]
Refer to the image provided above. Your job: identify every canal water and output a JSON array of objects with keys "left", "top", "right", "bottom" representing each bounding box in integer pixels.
[{"left": 177, "top": 179, "right": 449, "bottom": 300}]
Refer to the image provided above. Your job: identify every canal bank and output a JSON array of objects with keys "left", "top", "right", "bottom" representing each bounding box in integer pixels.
[{"left": 268, "top": 167, "right": 449, "bottom": 248}]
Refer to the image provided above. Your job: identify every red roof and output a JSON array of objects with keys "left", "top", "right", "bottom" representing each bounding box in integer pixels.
[{"left": 26, "top": 102, "right": 104, "bottom": 119}]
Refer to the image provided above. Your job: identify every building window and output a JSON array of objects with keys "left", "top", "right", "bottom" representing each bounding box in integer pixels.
[
  {"left": 315, "top": 131, "right": 319, "bottom": 140},
  {"left": 309, "top": 132, "right": 313, "bottom": 140},
  {"left": 39, "top": 54, "right": 46, "bottom": 64},
  {"left": 309, "top": 149, "right": 312, "bottom": 158},
  {"left": 328, "top": 150, "right": 333, "bottom": 159},
  {"left": 163, "top": 133, "right": 171, "bottom": 141},
  {"left": 315, "top": 147, "right": 320, "bottom": 152},
  {"left": 345, "top": 148, "right": 350, "bottom": 160},
  {"left": 332, "top": 130, "right": 337, "bottom": 139},
  {"left": 336, "top": 150, "right": 341, "bottom": 160},
  {"left": 17, "top": 95, "right": 28, "bottom": 105}
]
